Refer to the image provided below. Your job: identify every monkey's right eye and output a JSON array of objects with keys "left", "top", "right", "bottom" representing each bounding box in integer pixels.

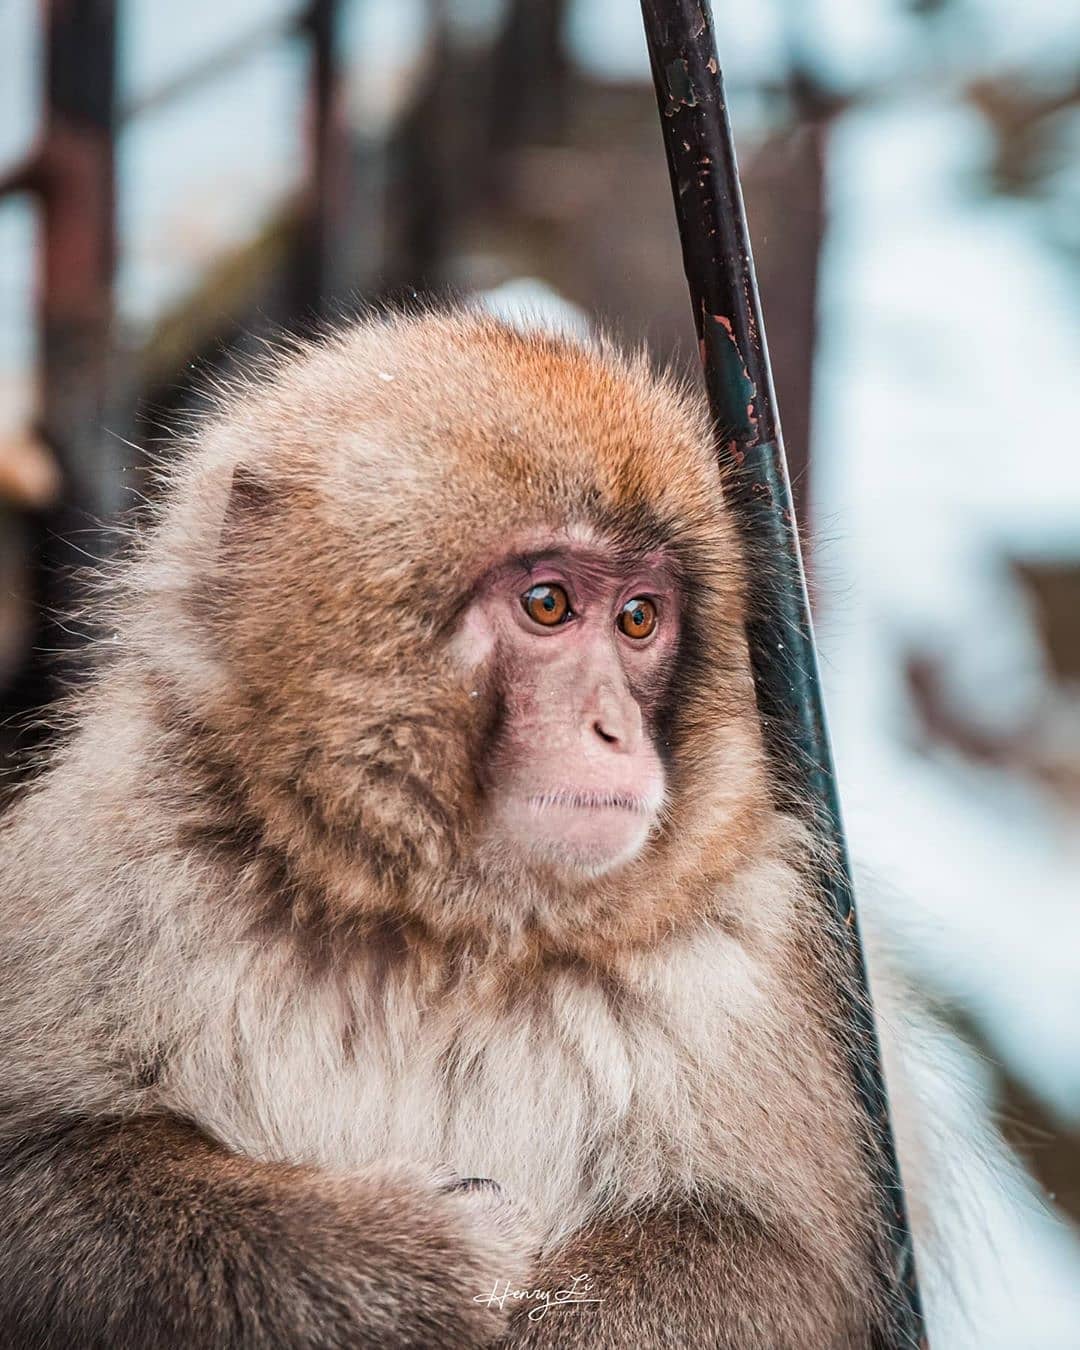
[{"left": 522, "top": 584, "right": 571, "bottom": 627}]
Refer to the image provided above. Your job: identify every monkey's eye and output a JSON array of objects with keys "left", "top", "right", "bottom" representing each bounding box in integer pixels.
[
  {"left": 617, "top": 597, "right": 658, "bottom": 640},
  {"left": 522, "top": 583, "right": 571, "bottom": 627}
]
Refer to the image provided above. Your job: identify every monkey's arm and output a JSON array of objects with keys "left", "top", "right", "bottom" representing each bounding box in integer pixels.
[
  {"left": 0, "top": 1113, "right": 531, "bottom": 1350},
  {"left": 498, "top": 1202, "right": 882, "bottom": 1350}
]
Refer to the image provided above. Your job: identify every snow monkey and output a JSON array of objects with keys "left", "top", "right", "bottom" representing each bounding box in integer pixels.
[{"left": 0, "top": 310, "right": 911, "bottom": 1348}]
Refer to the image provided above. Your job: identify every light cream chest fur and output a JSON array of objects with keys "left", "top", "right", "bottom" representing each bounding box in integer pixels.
[{"left": 157, "top": 922, "right": 783, "bottom": 1244}]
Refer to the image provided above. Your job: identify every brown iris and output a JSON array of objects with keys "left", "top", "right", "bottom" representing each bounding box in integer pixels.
[
  {"left": 617, "top": 596, "right": 657, "bottom": 640},
  {"left": 523, "top": 583, "right": 571, "bottom": 627}
]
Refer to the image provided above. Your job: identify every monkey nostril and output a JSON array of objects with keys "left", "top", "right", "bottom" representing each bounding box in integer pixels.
[{"left": 593, "top": 721, "right": 619, "bottom": 745}]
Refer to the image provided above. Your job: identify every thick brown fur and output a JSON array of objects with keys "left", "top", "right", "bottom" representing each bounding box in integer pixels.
[{"left": 0, "top": 310, "right": 893, "bottom": 1347}]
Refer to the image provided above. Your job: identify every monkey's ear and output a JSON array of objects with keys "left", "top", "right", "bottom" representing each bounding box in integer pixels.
[
  {"left": 188, "top": 466, "right": 280, "bottom": 631},
  {"left": 215, "top": 464, "right": 276, "bottom": 558},
  {"left": 224, "top": 464, "right": 275, "bottom": 526}
]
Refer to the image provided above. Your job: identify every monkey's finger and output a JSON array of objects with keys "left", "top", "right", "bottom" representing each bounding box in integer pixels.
[{"left": 442, "top": 1176, "right": 503, "bottom": 1197}]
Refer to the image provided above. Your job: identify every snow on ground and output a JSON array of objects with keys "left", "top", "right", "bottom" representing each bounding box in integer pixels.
[
  {"left": 815, "top": 90, "right": 1080, "bottom": 1121},
  {"left": 814, "top": 92, "right": 1080, "bottom": 1345}
]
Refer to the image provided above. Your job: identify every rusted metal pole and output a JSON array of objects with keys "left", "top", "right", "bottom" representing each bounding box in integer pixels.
[
  {"left": 301, "top": 0, "right": 349, "bottom": 310},
  {"left": 38, "top": 0, "right": 119, "bottom": 518},
  {"left": 490, "top": 0, "right": 569, "bottom": 153},
  {"left": 639, "top": 3, "right": 927, "bottom": 1346},
  {"left": 4, "top": 0, "right": 121, "bottom": 735}
]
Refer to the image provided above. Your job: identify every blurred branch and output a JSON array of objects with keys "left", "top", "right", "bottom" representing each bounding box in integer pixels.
[
  {"left": 121, "top": 14, "right": 297, "bottom": 122},
  {"left": 966, "top": 73, "right": 1080, "bottom": 196},
  {"left": 905, "top": 651, "right": 1080, "bottom": 808}
]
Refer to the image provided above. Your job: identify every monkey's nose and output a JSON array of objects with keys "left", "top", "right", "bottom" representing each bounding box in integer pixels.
[{"left": 588, "top": 688, "right": 642, "bottom": 754}]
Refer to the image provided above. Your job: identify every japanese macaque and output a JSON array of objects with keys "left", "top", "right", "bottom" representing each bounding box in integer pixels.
[{"left": 0, "top": 310, "right": 915, "bottom": 1348}]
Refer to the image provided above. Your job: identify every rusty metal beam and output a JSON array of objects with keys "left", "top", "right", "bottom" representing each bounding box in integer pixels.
[
  {"left": 297, "top": 0, "right": 349, "bottom": 310},
  {"left": 490, "top": 0, "right": 568, "bottom": 153},
  {"left": 6, "top": 0, "right": 121, "bottom": 731},
  {"left": 638, "top": 2, "right": 927, "bottom": 1345}
]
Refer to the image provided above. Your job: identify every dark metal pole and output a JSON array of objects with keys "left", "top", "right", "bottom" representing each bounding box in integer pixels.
[
  {"left": 301, "top": 0, "right": 348, "bottom": 310},
  {"left": 5, "top": 0, "right": 120, "bottom": 736},
  {"left": 39, "top": 0, "right": 119, "bottom": 529},
  {"left": 489, "top": 0, "right": 569, "bottom": 154},
  {"left": 639, "top": 3, "right": 926, "bottom": 1346}
]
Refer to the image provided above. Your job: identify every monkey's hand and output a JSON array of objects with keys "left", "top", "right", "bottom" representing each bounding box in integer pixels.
[
  {"left": 437, "top": 1169, "right": 541, "bottom": 1318},
  {"left": 496, "top": 1202, "right": 879, "bottom": 1350},
  {"left": 0, "top": 1114, "right": 537, "bottom": 1350}
]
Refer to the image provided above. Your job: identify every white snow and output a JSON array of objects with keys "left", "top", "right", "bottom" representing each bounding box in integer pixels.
[{"left": 813, "top": 86, "right": 1080, "bottom": 1346}]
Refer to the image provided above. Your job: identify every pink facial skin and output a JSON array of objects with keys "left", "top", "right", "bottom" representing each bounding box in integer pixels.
[{"left": 454, "top": 541, "right": 679, "bottom": 880}]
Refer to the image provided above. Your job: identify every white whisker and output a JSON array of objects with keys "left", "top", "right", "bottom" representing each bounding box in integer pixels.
[{"left": 527, "top": 790, "right": 652, "bottom": 815}]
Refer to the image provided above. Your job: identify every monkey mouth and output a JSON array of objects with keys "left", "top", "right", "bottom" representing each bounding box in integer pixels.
[
  {"left": 527, "top": 790, "right": 652, "bottom": 815},
  {"left": 488, "top": 786, "right": 661, "bottom": 879}
]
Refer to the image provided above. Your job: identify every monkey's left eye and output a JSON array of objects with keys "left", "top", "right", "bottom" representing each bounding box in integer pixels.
[
  {"left": 617, "top": 597, "right": 658, "bottom": 640},
  {"left": 522, "top": 583, "right": 571, "bottom": 627}
]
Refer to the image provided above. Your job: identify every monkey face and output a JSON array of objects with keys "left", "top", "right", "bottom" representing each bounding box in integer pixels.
[
  {"left": 452, "top": 538, "right": 678, "bottom": 879},
  {"left": 151, "top": 312, "right": 770, "bottom": 944}
]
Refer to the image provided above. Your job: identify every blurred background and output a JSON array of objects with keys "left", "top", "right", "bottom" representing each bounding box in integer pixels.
[{"left": 1, "top": 0, "right": 1078, "bottom": 1341}]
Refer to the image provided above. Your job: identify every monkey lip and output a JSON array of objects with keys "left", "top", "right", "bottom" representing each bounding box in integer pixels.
[
  {"left": 526, "top": 789, "right": 653, "bottom": 815},
  {"left": 489, "top": 785, "right": 662, "bottom": 878},
  {"left": 512, "top": 789, "right": 658, "bottom": 877}
]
